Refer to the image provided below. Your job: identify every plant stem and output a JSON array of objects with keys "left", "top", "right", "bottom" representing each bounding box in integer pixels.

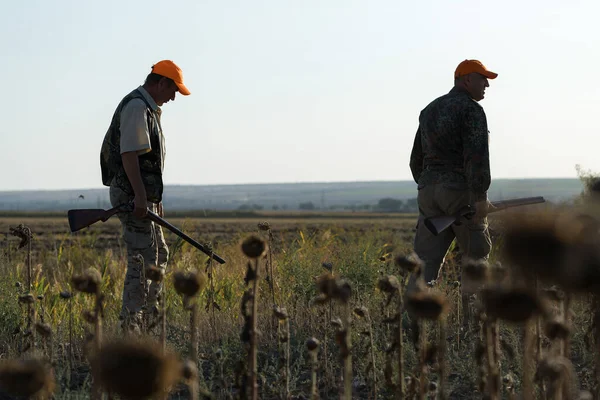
[{"left": 249, "top": 259, "right": 259, "bottom": 400}]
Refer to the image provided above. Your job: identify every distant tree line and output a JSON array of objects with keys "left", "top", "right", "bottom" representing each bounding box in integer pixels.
[{"left": 235, "top": 197, "right": 418, "bottom": 213}]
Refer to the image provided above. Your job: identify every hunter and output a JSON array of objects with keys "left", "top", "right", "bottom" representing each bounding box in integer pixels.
[
  {"left": 408, "top": 59, "right": 497, "bottom": 291},
  {"left": 100, "top": 60, "right": 190, "bottom": 333}
]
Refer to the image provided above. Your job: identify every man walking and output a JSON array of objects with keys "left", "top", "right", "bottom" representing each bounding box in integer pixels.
[
  {"left": 408, "top": 59, "right": 497, "bottom": 290},
  {"left": 100, "top": 60, "right": 190, "bottom": 332}
]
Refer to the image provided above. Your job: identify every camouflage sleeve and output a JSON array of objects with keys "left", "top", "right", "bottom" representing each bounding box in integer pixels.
[
  {"left": 462, "top": 105, "right": 490, "bottom": 200},
  {"left": 409, "top": 127, "right": 423, "bottom": 184}
]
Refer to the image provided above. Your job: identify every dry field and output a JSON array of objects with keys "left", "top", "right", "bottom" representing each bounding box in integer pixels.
[{"left": 0, "top": 209, "right": 598, "bottom": 399}]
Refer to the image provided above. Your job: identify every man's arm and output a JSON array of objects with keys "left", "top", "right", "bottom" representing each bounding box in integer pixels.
[
  {"left": 120, "top": 99, "right": 152, "bottom": 218},
  {"left": 121, "top": 152, "right": 148, "bottom": 218},
  {"left": 461, "top": 104, "right": 491, "bottom": 206},
  {"left": 409, "top": 127, "right": 424, "bottom": 184}
]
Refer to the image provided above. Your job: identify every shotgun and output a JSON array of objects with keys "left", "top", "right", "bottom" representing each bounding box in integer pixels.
[
  {"left": 67, "top": 204, "right": 226, "bottom": 264},
  {"left": 423, "top": 196, "right": 546, "bottom": 236}
]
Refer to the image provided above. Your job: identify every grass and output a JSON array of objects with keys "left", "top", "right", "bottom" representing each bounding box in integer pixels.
[{"left": 0, "top": 211, "right": 598, "bottom": 399}]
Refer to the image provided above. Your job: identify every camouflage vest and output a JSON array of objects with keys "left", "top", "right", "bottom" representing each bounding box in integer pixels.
[{"left": 100, "top": 88, "right": 164, "bottom": 203}]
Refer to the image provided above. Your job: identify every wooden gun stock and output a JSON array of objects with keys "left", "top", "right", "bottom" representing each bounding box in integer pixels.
[
  {"left": 67, "top": 204, "right": 131, "bottom": 233},
  {"left": 66, "top": 204, "right": 226, "bottom": 264}
]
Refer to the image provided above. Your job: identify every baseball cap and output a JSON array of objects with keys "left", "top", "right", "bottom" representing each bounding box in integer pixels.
[
  {"left": 151, "top": 60, "right": 191, "bottom": 95},
  {"left": 454, "top": 59, "right": 498, "bottom": 80}
]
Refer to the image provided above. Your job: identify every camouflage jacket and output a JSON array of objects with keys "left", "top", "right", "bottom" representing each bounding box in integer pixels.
[
  {"left": 409, "top": 86, "right": 490, "bottom": 201},
  {"left": 100, "top": 88, "right": 165, "bottom": 203}
]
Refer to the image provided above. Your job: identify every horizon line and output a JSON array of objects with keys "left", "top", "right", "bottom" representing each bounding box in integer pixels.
[{"left": 0, "top": 176, "right": 583, "bottom": 193}]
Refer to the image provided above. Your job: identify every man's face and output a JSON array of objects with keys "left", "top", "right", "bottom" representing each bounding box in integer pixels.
[
  {"left": 465, "top": 73, "right": 490, "bottom": 101},
  {"left": 155, "top": 78, "right": 179, "bottom": 106}
]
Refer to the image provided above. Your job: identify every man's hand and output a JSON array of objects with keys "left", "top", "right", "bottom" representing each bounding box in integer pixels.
[
  {"left": 133, "top": 194, "right": 148, "bottom": 218},
  {"left": 474, "top": 200, "right": 494, "bottom": 221},
  {"left": 158, "top": 202, "right": 164, "bottom": 218}
]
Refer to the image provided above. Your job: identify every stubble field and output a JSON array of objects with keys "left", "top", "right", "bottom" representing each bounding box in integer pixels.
[{"left": 0, "top": 209, "right": 597, "bottom": 399}]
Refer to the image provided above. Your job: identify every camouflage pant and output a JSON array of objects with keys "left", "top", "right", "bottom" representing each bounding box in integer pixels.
[
  {"left": 408, "top": 184, "right": 492, "bottom": 291},
  {"left": 110, "top": 185, "right": 169, "bottom": 326}
]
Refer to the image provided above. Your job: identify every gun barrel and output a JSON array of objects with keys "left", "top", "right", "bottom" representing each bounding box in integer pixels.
[
  {"left": 146, "top": 211, "right": 226, "bottom": 264},
  {"left": 490, "top": 196, "right": 546, "bottom": 212}
]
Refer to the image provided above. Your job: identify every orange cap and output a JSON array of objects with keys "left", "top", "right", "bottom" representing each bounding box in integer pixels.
[
  {"left": 151, "top": 60, "right": 191, "bottom": 95},
  {"left": 454, "top": 59, "right": 498, "bottom": 80}
]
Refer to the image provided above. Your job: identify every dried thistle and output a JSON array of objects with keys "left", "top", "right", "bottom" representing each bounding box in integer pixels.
[
  {"left": 146, "top": 266, "right": 164, "bottom": 283},
  {"left": 257, "top": 221, "right": 271, "bottom": 231},
  {"left": 406, "top": 290, "right": 448, "bottom": 320},
  {"left": 545, "top": 318, "right": 571, "bottom": 341},
  {"left": 18, "top": 294, "right": 35, "bottom": 304},
  {"left": 462, "top": 258, "right": 489, "bottom": 283},
  {"left": 395, "top": 252, "right": 423, "bottom": 274},
  {"left": 35, "top": 322, "right": 52, "bottom": 338},
  {"left": 241, "top": 236, "right": 266, "bottom": 259},
  {"left": 59, "top": 291, "right": 72, "bottom": 299},
  {"left": 306, "top": 338, "right": 320, "bottom": 352},
  {"left": 377, "top": 275, "right": 401, "bottom": 293},
  {"left": 315, "top": 273, "right": 351, "bottom": 304},
  {"left": 82, "top": 310, "right": 97, "bottom": 324},
  {"left": 71, "top": 268, "right": 102, "bottom": 294},
  {"left": 273, "top": 306, "right": 289, "bottom": 321},
  {"left": 181, "top": 359, "right": 198, "bottom": 382},
  {"left": 501, "top": 210, "right": 600, "bottom": 293},
  {"left": 173, "top": 270, "right": 205, "bottom": 297},
  {"left": 9, "top": 224, "right": 33, "bottom": 249},
  {"left": 91, "top": 337, "right": 181, "bottom": 399},
  {"left": 353, "top": 306, "right": 368, "bottom": 318},
  {"left": 0, "top": 358, "right": 54, "bottom": 398},
  {"left": 481, "top": 286, "right": 547, "bottom": 323}
]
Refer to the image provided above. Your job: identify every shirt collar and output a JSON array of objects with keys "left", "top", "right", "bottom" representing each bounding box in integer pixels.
[{"left": 137, "top": 86, "right": 160, "bottom": 112}]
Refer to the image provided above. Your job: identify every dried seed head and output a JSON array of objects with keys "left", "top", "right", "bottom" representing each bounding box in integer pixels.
[
  {"left": 241, "top": 236, "right": 266, "bottom": 258},
  {"left": 353, "top": 306, "right": 368, "bottom": 318},
  {"left": 306, "top": 337, "right": 320, "bottom": 352},
  {"left": 71, "top": 268, "right": 102, "bottom": 295},
  {"left": 490, "top": 261, "right": 508, "bottom": 282},
  {"left": 395, "top": 253, "right": 423, "bottom": 274},
  {"left": 331, "top": 318, "right": 343, "bottom": 329},
  {"left": 503, "top": 373, "right": 514, "bottom": 388},
  {"left": 91, "top": 337, "right": 181, "bottom": 399},
  {"left": 542, "top": 286, "right": 565, "bottom": 302},
  {"left": 37, "top": 295, "right": 44, "bottom": 301},
  {"left": 545, "top": 318, "right": 571, "bottom": 341},
  {"left": 316, "top": 273, "right": 352, "bottom": 303},
  {"left": 9, "top": 224, "right": 33, "bottom": 249},
  {"left": 428, "top": 381, "right": 438, "bottom": 393},
  {"left": 273, "top": 306, "right": 289, "bottom": 321},
  {"left": 406, "top": 290, "right": 448, "bottom": 320},
  {"left": 322, "top": 262, "right": 333, "bottom": 272},
  {"left": 462, "top": 259, "right": 489, "bottom": 283},
  {"left": 536, "top": 356, "right": 571, "bottom": 381},
  {"left": 481, "top": 286, "right": 547, "bottom": 323},
  {"left": 132, "top": 254, "right": 144, "bottom": 266},
  {"left": 257, "top": 221, "right": 271, "bottom": 231},
  {"left": 377, "top": 276, "right": 401, "bottom": 293},
  {"left": 15, "top": 282, "right": 22, "bottom": 288},
  {"left": 34, "top": 323, "right": 52, "bottom": 338},
  {"left": 173, "top": 270, "right": 205, "bottom": 297},
  {"left": 501, "top": 210, "right": 600, "bottom": 293},
  {"left": 18, "top": 294, "right": 35, "bottom": 304},
  {"left": 181, "top": 360, "right": 198, "bottom": 381},
  {"left": 59, "top": 291, "right": 72, "bottom": 299},
  {"left": 146, "top": 266, "right": 164, "bottom": 283},
  {"left": 0, "top": 358, "right": 54, "bottom": 398},
  {"left": 82, "top": 311, "right": 97, "bottom": 324}
]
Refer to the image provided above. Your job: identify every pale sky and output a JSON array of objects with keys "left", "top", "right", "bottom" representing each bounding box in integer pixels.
[{"left": 1, "top": 0, "right": 598, "bottom": 191}]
